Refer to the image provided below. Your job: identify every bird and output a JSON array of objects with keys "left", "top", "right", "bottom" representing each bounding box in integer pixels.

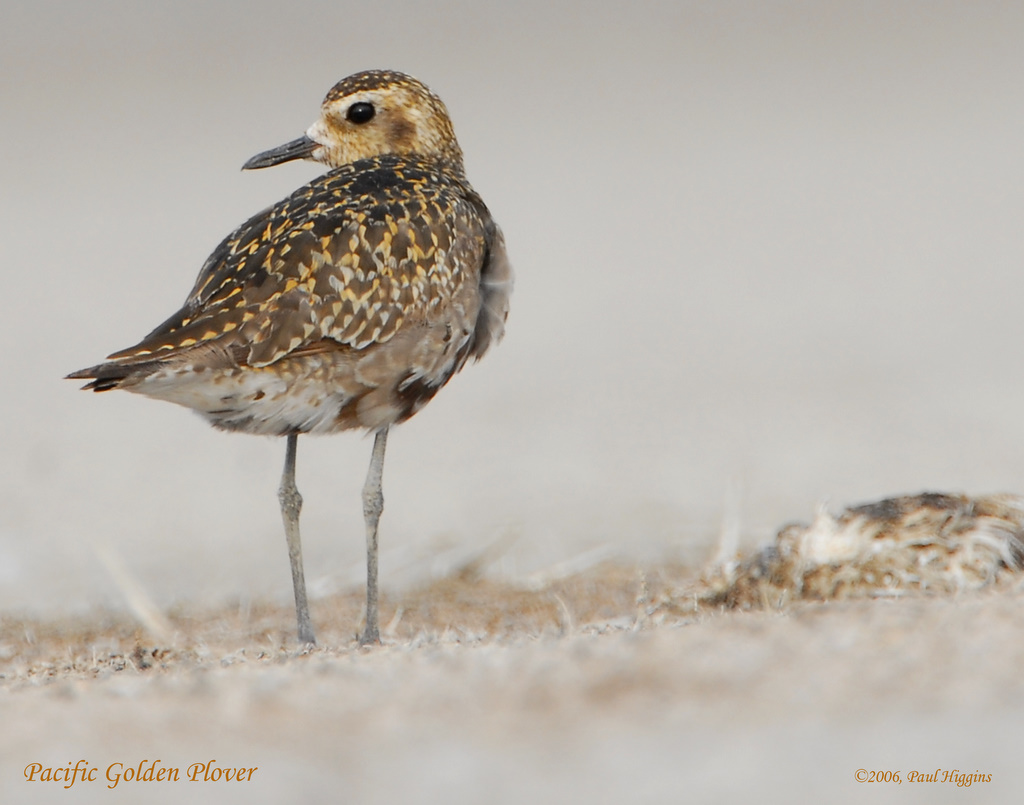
[{"left": 67, "top": 69, "right": 512, "bottom": 646}]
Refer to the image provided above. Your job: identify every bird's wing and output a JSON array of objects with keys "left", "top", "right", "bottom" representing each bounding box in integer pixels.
[{"left": 106, "top": 161, "right": 486, "bottom": 369}]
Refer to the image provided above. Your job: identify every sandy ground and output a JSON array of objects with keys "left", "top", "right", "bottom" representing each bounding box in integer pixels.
[{"left": 3, "top": 555, "right": 1024, "bottom": 804}]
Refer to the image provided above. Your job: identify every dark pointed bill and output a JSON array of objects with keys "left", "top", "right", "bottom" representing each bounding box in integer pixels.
[{"left": 242, "top": 135, "right": 318, "bottom": 170}]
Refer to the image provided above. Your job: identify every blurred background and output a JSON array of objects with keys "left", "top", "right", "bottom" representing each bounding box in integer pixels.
[{"left": 2, "top": 0, "right": 1024, "bottom": 615}]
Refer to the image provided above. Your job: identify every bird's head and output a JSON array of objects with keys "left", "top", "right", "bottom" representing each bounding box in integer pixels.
[{"left": 242, "top": 70, "right": 464, "bottom": 173}]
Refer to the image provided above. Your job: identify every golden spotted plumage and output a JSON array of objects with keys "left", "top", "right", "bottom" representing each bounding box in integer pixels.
[
  {"left": 68, "top": 69, "right": 511, "bottom": 645},
  {"left": 150, "top": 159, "right": 479, "bottom": 361},
  {"left": 70, "top": 74, "right": 511, "bottom": 436}
]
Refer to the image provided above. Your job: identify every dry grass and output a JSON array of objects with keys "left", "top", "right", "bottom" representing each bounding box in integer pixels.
[
  {"left": 690, "top": 492, "right": 1024, "bottom": 610},
  {"left": 4, "top": 492, "right": 1024, "bottom": 690},
  {"left": 0, "top": 561, "right": 696, "bottom": 688},
  {"left": 6, "top": 494, "right": 1024, "bottom": 804}
]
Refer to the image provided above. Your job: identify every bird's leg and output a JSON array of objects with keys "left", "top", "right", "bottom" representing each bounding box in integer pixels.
[
  {"left": 279, "top": 433, "right": 315, "bottom": 645},
  {"left": 359, "top": 426, "right": 389, "bottom": 646}
]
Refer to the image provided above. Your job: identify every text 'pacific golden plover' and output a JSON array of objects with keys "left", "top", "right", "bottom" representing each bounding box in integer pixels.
[{"left": 68, "top": 70, "right": 512, "bottom": 646}]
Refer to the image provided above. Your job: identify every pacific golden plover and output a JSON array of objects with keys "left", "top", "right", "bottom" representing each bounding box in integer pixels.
[{"left": 68, "top": 70, "right": 512, "bottom": 645}]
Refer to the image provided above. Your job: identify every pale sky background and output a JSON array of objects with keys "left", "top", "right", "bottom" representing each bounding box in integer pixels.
[{"left": 2, "top": 0, "right": 1024, "bottom": 615}]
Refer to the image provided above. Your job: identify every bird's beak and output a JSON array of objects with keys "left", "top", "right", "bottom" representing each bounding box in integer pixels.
[{"left": 242, "top": 135, "right": 319, "bottom": 170}]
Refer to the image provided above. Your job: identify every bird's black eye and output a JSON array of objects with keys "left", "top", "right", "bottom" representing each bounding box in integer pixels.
[{"left": 347, "top": 102, "right": 376, "bottom": 124}]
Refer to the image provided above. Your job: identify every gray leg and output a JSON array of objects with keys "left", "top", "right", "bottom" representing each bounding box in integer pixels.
[
  {"left": 279, "top": 433, "right": 315, "bottom": 645},
  {"left": 360, "top": 426, "right": 389, "bottom": 646}
]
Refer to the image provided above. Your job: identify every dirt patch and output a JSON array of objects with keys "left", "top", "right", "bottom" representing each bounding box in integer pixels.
[{"left": 4, "top": 494, "right": 1024, "bottom": 803}]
